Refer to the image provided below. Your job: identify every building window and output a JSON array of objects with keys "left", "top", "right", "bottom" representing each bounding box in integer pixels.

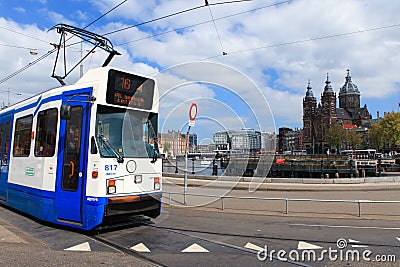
[
  {"left": 35, "top": 108, "right": 58, "bottom": 157},
  {"left": 13, "top": 115, "right": 33, "bottom": 157}
]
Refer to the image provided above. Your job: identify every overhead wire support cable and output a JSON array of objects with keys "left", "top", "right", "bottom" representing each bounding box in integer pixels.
[
  {"left": 0, "top": 25, "right": 50, "bottom": 44},
  {"left": 201, "top": 22, "right": 400, "bottom": 61},
  {"left": 206, "top": 1, "right": 227, "bottom": 56}
]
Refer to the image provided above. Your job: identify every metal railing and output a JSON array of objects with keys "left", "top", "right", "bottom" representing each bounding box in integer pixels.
[{"left": 163, "top": 191, "right": 400, "bottom": 217}]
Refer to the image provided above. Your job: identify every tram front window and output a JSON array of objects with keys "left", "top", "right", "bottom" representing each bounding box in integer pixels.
[{"left": 96, "top": 105, "right": 158, "bottom": 159}]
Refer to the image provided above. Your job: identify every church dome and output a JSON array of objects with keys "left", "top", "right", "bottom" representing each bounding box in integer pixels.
[{"left": 339, "top": 69, "right": 360, "bottom": 95}]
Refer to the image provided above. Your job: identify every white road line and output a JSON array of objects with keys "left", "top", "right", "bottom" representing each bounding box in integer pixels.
[{"left": 290, "top": 223, "right": 400, "bottom": 231}]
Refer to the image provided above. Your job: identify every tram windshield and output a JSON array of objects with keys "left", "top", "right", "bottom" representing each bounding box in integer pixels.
[{"left": 96, "top": 105, "right": 159, "bottom": 159}]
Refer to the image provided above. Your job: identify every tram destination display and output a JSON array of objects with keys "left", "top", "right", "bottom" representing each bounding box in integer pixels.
[{"left": 106, "top": 69, "right": 154, "bottom": 110}]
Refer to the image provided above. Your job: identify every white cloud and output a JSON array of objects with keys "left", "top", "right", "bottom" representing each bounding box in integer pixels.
[{"left": 1, "top": 0, "right": 400, "bottom": 128}]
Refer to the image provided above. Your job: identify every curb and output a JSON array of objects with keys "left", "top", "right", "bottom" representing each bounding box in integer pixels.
[{"left": 163, "top": 176, "right": 400, "bottom": 191}]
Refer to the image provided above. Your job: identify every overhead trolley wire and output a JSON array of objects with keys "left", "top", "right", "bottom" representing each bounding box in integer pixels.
[
  {"left": 116, "top": 0, "right": 292, "bottom": 46},
  {"left": 104, "top": 0, "right": 254, "bottom": 36},
  {"left": 0, "top": 0, "right": 254, "bottom": 85},
  {"left": 0, "top": 0, "right": 128, "bottom": 86}
]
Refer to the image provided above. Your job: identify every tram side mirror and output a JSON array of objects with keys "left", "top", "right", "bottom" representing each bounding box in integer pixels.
[
  {"left": 60, "top": 104, "right": 71, "bottom": 120},
  {"left": 91, "top": 136, "right": 98, "bottom": 154}
]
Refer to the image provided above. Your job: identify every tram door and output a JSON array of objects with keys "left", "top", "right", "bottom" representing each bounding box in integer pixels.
[
  {"left": 0, "top": 113, "right": 12, "bottom": 201},
  {"left": 56, "top": 94, "right": 90, "bottom": 223}
]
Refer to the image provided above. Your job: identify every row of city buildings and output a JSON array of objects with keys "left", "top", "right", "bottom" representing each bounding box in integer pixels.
[
  {"left": 158, "top": 69, "right": 396, "bottom": 156},
  {"left": 158, "top": 129, "right": 276, "bottom": 157}
]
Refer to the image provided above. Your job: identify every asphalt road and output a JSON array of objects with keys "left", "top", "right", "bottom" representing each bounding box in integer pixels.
[{"left": 1, "top": 202, "right": 400, "bottom": 266}]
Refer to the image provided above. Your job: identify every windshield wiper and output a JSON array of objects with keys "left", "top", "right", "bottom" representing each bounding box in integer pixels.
[{"left": 98, "top": 121, "right": 124, "bottom": 163}]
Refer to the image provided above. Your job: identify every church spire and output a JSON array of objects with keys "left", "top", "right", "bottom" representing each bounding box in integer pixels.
[
  {"left": 323, "top": 73, "right": 333, "bottom": 93},
  {"left": 305, "top": 79, "right": 315, "bottom": 98}
]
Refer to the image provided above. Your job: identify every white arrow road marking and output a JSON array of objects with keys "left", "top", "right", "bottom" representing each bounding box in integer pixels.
[
  {"left": 64, "top": 242, "right": 91, "bottom": 251},
  {"left": 244, "top": 242, "right": 264, "bottom": 252},
  {"left": 131, "top": 243, "right": 151, "bottom": 253},
  {"left": 351, "top": 245, "right": 369, "bottom": 248},
  {"left": 396, "top": 237, "right": 400, "bottom": 242},
  {"left": 297, "top": 241, "right": 323, "bottom": 250},
  {"left": 181, "top": 243, "right": 209, "bottom": 253}
]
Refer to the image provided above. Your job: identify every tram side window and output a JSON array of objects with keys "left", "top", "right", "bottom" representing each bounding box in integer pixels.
[
  {"left": 35, "top": 109, "right": 58, "bottom": 157},
  {"left": 13, "top": 115, "right": 33, "bottom": 157}
]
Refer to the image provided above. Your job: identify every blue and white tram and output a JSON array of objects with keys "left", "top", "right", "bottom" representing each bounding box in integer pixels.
[{"left": 0, "top": 67, "right": 162, "bottom": 230}]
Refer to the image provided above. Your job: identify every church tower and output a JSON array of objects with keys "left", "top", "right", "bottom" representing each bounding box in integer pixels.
[
  {"left": 302, "top": 80, "right": 317, "bottom": 152},
  {"left": 320, "top": 73, "right": 337, "bottom": 124},
  {"left": 320, "top": 73, "right": 337, "bottom": 152},
  {"left": 338, "top": 69, "right": 360, "bottom": 116}
]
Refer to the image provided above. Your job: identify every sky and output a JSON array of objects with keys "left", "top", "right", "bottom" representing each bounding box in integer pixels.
[{"left": 1, "top": 0, "right": 400, "bottom": 143}]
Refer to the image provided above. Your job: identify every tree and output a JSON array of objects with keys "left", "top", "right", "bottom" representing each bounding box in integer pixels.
[
  {"left": 163, "top": 142, "right": 171, "bottom": 152},
  {"left": 368, "top": 122, "right": 384, "bottom": 150},
  {"left": 326, "top": 124, "right": 345, "bottom": 153},
  {"left": 379, "top": 112, "right": 400, "bottom": 148},
  {"left": 345, "top": 129, "right": 362, "bottom": 149}
]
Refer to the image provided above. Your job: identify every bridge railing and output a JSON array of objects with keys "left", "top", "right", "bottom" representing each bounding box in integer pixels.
[{"left": 163, "top": 191, "right": 400, "bottom": 217}]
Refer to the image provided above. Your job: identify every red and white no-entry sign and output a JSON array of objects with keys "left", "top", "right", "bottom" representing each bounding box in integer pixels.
[{"left": 189, "top": 103, "right": 198, "bottom": 121}]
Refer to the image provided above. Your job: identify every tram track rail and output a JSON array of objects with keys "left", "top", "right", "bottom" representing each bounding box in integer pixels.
[
  {"left": 145, "top": 223, "right": 312, "bottom": 267},
  {"left": 88, "top": 232, "right": 165, "bottom": 267},
  {"left": 87, "top": 214, "right": 311, "bottom": 267}
]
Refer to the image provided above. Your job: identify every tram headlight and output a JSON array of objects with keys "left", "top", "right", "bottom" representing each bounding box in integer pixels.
[
  {"left": 154, "top": 177, "right": 160, "bottom": 190},
  {"left": 134, "top": 175, "right": 142, "bottom": 184},
  {"left": 107, "top": 179, "right": 116, "bottom": 194}
]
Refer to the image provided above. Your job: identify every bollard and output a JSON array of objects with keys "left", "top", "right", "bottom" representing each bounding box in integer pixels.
[
  {"left": 191, "top": 158, "right": 195, "bottom": 174},
  {"left": 320, "top": 160, "right": 324, "bottom": 179},
  {"left": 291, "top": 160, "right": 294, "bottom": 178},
  {"left": 361, "top": 169, "right": 365, "bottom": 178},
  {"left": 175, "top": 157, "right": 178, "bottom": 173},
  {"left": 378, "top": 156, "right": 382, "bottom": 177},
  {"left": 350, "top": 159, "right": 354, "bottom": 178},
  {"left": 212, "top": 159, "right": 218, "bottom": 176}
]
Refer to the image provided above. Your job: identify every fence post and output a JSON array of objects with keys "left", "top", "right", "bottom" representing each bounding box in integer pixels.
[
  {"left": 212, "top": 159, "right": 218, "bottom": 176},
  {"left": 285, "top": 198, "right": 289, "bottom": 214},
  {"left": 221, "top": 196, "right": 225, "bottom": 210}
]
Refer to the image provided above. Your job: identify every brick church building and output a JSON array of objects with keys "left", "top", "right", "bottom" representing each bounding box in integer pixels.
[{"left": 302, "top": 69, "right": 372, "bottom": 154}]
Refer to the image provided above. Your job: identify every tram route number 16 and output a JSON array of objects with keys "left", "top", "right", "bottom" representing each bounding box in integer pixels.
[{"left": 105, "top": 165, "right": 118, "bottom": 171}]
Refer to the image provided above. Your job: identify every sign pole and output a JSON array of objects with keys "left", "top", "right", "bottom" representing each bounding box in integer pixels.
[
  {"left": 184, "top": 103, "right": 197, "bottom": 206},
  {"left": 184, "top": 126, "right": 190, "bottom": 205}
]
